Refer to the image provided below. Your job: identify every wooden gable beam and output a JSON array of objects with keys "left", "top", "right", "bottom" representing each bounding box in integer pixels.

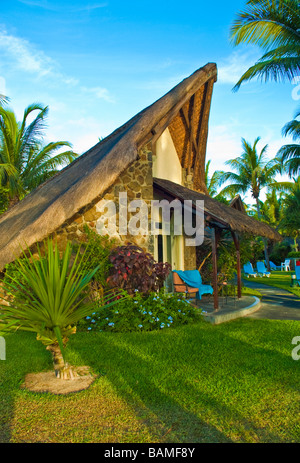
[
  {"left": 193, "top": 79, "right": 215, "bottom": 192},
  {"left": 136, "top": 67, "right": 216, "bottom": 151},
  {"left": 179, "top": 94, "right": 198, "bottom": 170}
]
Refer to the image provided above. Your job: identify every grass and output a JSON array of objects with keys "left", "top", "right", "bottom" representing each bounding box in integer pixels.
[
  {"left": 241, "top": 286, "right": 263, "bottom": 298},
  {"left": 247, "top": 271, "right": 300, "bottom": 297},
  {"left": 1, "top": 316, "right": 300, "bottom": 443}
]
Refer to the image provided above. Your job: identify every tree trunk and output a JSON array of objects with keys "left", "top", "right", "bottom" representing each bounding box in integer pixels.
[
  {"left": 46, "top": 342, "right": 75, "bottom": 380},
  {"left": 198, "top": 251, "right": 212, "bottom": 272},
  {"left": 294, "top": 237, "right": 299, "bottom": 252},
  {"left": 8, "top": 195, "right": 20, "bottom": 209},
  {"left": 256, "top": 197, "right": 270, "bottom": 271}
]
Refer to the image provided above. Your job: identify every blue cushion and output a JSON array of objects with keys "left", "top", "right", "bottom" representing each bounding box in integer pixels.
[{"left": 173, "top": 270, "right": 213, "bottom": 300}]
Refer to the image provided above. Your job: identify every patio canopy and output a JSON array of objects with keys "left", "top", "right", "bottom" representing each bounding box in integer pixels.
[{"left": 153, "top": 177, "right": 281, "bottom": 241}]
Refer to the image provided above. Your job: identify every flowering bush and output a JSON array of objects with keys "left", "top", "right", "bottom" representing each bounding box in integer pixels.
[
  {"left": 80, "top": 290, "right": 202, "bottom": 333},
  {"left": 107, "top": 244, "right": 171, "bottom": 295}
]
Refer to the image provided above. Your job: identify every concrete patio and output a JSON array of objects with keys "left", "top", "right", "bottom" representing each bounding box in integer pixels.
[
  {"left": 196, "top": 279, "right": 300, "bottom": 324},
  {"left": 197, "top": 293, "right": 261, "bottom": 325}
]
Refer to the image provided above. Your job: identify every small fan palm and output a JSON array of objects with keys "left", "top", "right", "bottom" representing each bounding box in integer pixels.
[
  {"left": 230, "top": 0, "right": 300, "bottom": 90},
  {"left": 0, "top": 103, "right": 77, "bottom": 207},
  {"left": 0, "top": 239, "right": 123, "bottom": 379}
]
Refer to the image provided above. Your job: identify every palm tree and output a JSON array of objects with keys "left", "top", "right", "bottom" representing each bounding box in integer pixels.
[
  {"left": 0, "top": 239, "right": 124, "bottom": 379},
  {"left": 277, "top": 180, "right": 300, "bottom": 250},
  {"left": 0, "top": 95, "right": 9, "bottom": 106},
  {"left": 205, "top": 160, "right": 223, "bottom": 198},
  {"left": 277, "top": 108, "right": 300, "bottom": 176},
  {"left": 230, "top": 0, "right": 300, "bottom": 90},
  {"left": 0, "top": 103, "right": 77, "bottom": 208},
  {"left": 218, "top": 137, "right": 279, "bottom": 267}
]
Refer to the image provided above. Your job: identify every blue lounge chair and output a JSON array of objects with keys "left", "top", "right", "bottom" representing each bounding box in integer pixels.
[
  {"left": 243, "top": 262, "right": 257, "bottom": 278},
  {"left": 172, "top": 270, "right": 214, "bottom": 300},
  {"left": 257, "top": 261, "right": 271, "bottom": 277},
  {"left": 269, "top": 261, "right": 280, "bottom": 271},
  {"left": 296, "top": 266, "right": 300, "bottom": 285}
]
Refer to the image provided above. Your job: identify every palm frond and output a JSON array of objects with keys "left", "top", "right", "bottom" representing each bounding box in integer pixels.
[
  {"left": 233, "top": 56, "right": 300, "bottom": 90},
  {"left": 230, "top": 0, "right": 300, "bottom": 89},
  {"left": 0, "top": 95, "right": 9, "bottom": 106}
]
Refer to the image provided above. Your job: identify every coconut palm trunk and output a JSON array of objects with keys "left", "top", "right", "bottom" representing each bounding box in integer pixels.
[
  {"left": 217, "top": 137, "right": 278, "bottom": 272},
  {"left": 255, "top": 197, "right": 270, "bottom": 270}
]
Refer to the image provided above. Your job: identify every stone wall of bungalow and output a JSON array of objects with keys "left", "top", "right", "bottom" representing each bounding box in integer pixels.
[
  {"left": 49, "top": 145, "right": 155, "bottom": 256},
  {"left": 44, "top": 143, "right": 198, "bottom": 272}
]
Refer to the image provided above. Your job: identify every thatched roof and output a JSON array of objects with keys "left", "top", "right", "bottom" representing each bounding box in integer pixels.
[
  {"left": 230, "top": 195, "right": 246, "bottom": 213},
  {"left": 0, "top": 63, "right": 217, "bottom": 270},
  {"left": 153, "top": 178, "right": 282, "bottom": 241}
]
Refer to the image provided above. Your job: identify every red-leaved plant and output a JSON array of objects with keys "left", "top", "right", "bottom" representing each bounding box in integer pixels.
[{"left": 107, "top": 244, "right": 171, "bottom": 295}]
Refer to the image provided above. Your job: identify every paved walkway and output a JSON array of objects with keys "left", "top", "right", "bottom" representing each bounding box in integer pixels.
[{"left": 243, "top": 280, "right": 300, "bottom": 321}]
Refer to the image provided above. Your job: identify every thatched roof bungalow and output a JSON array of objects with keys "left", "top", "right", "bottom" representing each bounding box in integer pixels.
[{"left": 0, "top": 63, "right": 281, "bottom": 308}]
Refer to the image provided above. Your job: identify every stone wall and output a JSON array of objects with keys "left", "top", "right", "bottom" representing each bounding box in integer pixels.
[{"left": 50, "top": 145, "right": 154, "bottom": 254}]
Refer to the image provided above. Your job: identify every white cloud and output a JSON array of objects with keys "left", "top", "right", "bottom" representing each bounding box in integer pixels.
[
  {"left": 46, "top": 115, "right": 116, "bottom": 155},
  {"left": 0, "top": 76, "right": 7, "bottom": 95},
  {"left": 0, "top": 26, "right": 79, "bottom": 87},
  {"left": 0, "top": 26, "right": 116, "bottom": 105},
  {"left": 17, "top": 1, "right": 108, "bottom": 12},
  {"left": 0, "top": 27, "right": 56, "bottom": 78},
  {"left": 217, "top": 50, "right": 260, "bottom": 86},
  {"left": 81, "top": 86, "right": 115, "bottom": 103},
  {"left": 138, "top": 74, "right": 187, "bottom": 92},
  {"left": 206, "top": 123, "right": 241, "bottom": 170}
]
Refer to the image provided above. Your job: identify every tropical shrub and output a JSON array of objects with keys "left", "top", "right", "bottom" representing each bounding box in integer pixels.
[
  {"left": 269, "top": 241, "right": 292, "bottom": 265},
  {"left": 81, "top": 289, "right": 202, "bottom": 333},
  {"left": 0, "top": 239, "right": 123, "bottom": 379},
  {"left": 288, "top": 251, "right": 300, "bottom": 258},
  {"left": 0, "top": 187, "right": 9, "bottom": 214},
  {"left": 107, "top": 244, "right": 171, "bottom": 295},
  {"left": 76, "top": 225, "right": 115, "bottom": 284}
]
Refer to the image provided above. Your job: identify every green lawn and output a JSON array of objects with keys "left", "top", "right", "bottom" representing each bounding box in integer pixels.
[
  {"left": 1, "top": 317, "right": 300, "bottom": 443},
  {"left": 247, "top": 271, "right": 300, "bottom": 297}
]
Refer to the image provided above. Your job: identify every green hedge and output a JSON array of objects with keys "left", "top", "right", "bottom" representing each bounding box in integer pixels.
[{"left": 288, "top": 251, "right": 300, "bottom": 258}]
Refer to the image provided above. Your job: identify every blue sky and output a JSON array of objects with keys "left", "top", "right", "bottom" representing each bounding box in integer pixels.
[{"left": 0, "top": 0, "right": 297, "bottom": 201}]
